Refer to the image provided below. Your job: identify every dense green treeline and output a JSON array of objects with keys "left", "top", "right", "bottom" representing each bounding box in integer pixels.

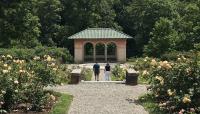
[{"left": 0, "top": 0, "right": 200, "bottom": 57}]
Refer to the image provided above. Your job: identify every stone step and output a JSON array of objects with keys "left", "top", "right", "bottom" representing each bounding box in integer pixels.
[{"left": 81, "top": 80, "right": 125, "bottom": 84}]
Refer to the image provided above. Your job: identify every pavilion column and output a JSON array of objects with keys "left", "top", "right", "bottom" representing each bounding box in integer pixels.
[
  {"left": 93, "top": 44, "right": 96, "bottom": 62},
  {"left": 105, "top": 44, "right": 107, "bottom": 62},
  {"left": 74, "top": 40, "right": 84, "bottom": 63},
  {"left": 117, "top": 40, "right": 126, "bottom": 63}
]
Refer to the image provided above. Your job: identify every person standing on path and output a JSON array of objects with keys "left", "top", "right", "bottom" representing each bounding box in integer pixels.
[
  {"left": 93, "top": 62, "right": 100, "bottom": 81},
  {"left": 104, "top": 63, "right": 111, "bottom": 81}
]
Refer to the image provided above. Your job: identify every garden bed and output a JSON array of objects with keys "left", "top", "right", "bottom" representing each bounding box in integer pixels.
[
  {"left": 138, "top": 94, "right": 166, "bottom": 114},
  {"left": 128, "top": 50, "right": 200, "bottom": 113},
  {"left": 0, "top": 54, "right": 72, "bottom": 113},
  {"left": 8, "top": 92, "right": 73, "bottom": 114}
]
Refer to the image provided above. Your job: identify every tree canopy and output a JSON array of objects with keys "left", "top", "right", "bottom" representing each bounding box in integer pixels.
[{"left": 0, "top": 0, "right": 200, "bottom": 57}]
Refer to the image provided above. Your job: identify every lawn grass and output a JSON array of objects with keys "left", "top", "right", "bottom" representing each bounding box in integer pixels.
[
  {"left": 138, "top": 94, "right": 166, "bottom": 114},
  {"left": 50, "top": 93, "right": 73, "bottom": 114}
]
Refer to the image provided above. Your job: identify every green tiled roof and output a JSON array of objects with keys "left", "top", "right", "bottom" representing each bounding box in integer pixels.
[{"left": 68, "top": 28, "right": 133, "bottom": 39}]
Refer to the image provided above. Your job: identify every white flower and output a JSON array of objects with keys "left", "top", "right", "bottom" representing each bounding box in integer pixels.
[
  {"left": 53, "top": 68, "right": 57, "bottom": 71},
  {"left": 159, "top": 61, "right": 172, "bottom": 70},
  {"left": 6, "top": 55, "right": 13, "bottom": 59},
  {"left": 167, "top": 89, "right": 175, "bottom": 96},
  {"left": 182, "top": 95, "right": 191, "bottom": 103},
  {"left": 46, "top": 56, "right": 52, "bottom": 62},
  {"left": 142, "top": 70, "right": 149, "bottom": 76},
  {"left": 150, "top": 59, "right": 157, "bottom": 66},
  {"left": 14, "top": 80, "right": 19, "bottom": 84},
  {"left": 50, "top": 63, "right": 56, "bottom": 66},
  {"left": 1, "top": 90, "right": 6, "bottom": 94},
  {"left": 2, "top": 70, "right": 9, "bottom": 74},
  {"left": 3, "top": 64, "right": 8, "bottom": 67},
  {"left": 19, "top": 60, "right": 25, "bottom": 64},
  {"left": 44, "top": 55, "right": 47, "bottom": 58},
  {"left": 14, "top": 90, "right": 18, "bottom": 93},
  {"left": 50, "top": 95, "right": 56, "bottom": 101},
  {"left": 155, "top": 76, "right": 164, "bottom": 81},
  {"left": 13, "top": 59, "right": 20, "bottom": 64},
  {"left": 8, "top": 66, "right": 12, "bottom": 70},
  {"left": 19, "top": 70, "right": 26, "bottom": 73},
  {"left": 1, "top": 55, "right": 5, "bottom": 58},
  {"left": 33, "top": 56, "right": 40, "bottom": 60},
  {"left": 182, "top": 56, "right": 186, "bottom": 60}
]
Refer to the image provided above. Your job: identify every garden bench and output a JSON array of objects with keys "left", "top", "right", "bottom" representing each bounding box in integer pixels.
[
  {"left": 70, "top": 69, "right": 82, "bottom": 84},
  {"left": 126, "top": 69, "right": 139, "bottom": 85}
]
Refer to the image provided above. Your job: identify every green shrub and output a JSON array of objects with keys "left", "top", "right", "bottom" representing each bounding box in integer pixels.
[
  {"left": 128, "top": 57, "right": 158, "bottom": 84},
  {"left": 160, "top": 51, "right": 194, "bottom": 61},
  {"left": 0, "top": 47, "right": 73, "bottom": 63},
  {"left": 111, "top": 64, "right": 126, "bottom": 81},
  {"left": 128, "top": 57, "right": 153, "bottom": 71},
  {"left": 34, "top": 47, "right": 73, "bottom": 63},
  {"left": 57, "top": 65, "right": 72, "bottom": 83},
  {"left": 81, "top": 68, "right": 93, "bottom": 81}
]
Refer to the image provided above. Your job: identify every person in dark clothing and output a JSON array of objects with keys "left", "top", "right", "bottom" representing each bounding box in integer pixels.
[
  {"left": 104, "top": 63, "right": 111, "bottom": 81},
  {"left": 93, "top": 62, "right": 100, "bottom": 81}
]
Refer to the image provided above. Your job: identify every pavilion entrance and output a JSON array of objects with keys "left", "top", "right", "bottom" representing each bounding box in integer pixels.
[
  {"left": 84, "top": 42, "right": 117, "bottom": 62},
  {"left": 95, "top": 43, "right": 105, "bottom": 62}
]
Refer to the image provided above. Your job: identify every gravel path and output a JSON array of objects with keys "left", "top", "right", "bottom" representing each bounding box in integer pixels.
[{"left": 49, "top": 83, "right": 148, "bottom": 114}]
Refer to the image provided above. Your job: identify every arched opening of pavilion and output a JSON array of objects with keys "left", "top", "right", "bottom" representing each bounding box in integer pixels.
[
  {"left": 107, "top": 42, "right": 117, "bottom": 62},
  {"left": 84, "top": 42, "right": 94, "bottom": 62}
]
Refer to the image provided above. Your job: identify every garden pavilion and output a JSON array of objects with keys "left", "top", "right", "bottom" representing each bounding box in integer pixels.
[{"left": 69, "top": 28, "right": 132, "bottom": 63}]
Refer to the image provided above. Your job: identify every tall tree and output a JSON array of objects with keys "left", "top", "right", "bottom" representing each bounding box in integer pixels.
[
  {"left": 115, "top": 0, "right": 178, "bottom": 55},
  {"left": 144, "top": 18, "right": 180, "bottom": 56},
  {"left": 0, "top": 0, "right": 40, "bottom": 48},
  {"left": 61, "top": 0, "right": 121, "bottom": 34},
  {"left": 37, "top": 0, "right": 63, "bottom": 46}
]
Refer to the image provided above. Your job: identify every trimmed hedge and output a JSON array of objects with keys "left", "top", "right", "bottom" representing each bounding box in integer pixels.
[{"left": 0, "top": 47, "right": 73, "bottom": 63}]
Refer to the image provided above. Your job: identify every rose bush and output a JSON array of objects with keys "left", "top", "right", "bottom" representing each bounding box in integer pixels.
[
  {"left": 111, "top": 64, "right": 126, "bottom": 81},
  {"left": 0, "top": 54, "right": 64, "bottom": 112},
  {"left": 146, "top": 52, "right": 200, "bottom": 113},
  {"left": 128, "top": 57, "right": 160, "bottom": 84}
]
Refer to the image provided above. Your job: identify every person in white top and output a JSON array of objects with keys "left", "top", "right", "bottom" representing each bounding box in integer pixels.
[{"left": 104, "top": 63, "right": 111, "bottom": 81}]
